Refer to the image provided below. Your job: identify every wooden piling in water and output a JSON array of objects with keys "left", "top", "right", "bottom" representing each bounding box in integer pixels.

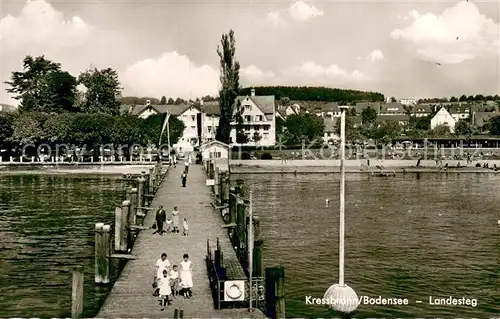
[
  {"left": 129, "top": 188, "right": 138, "bottom": 226},
  {"left": 95, "top": 223, "right": 111, "bottom": 284},
  {"left": 265, "top": 266, "right": 285, "bottom": 319},
  {"left": 229, "top": 187, "right": 237, "bottom": 224},
  {"left": 214, "top": 166, "right": 220, "bottom": 200},
  {"left": 115, "top": 200, "right": 130, "bottom": 252},
  {"left": 71, "top": 265, "right": 84, "bottom": 319},
  {"left": 148, "top": 167, "right": 154, "bottom": 194},
  {"left": 136, "top": 177, "right": 145, "bottom": 221}
]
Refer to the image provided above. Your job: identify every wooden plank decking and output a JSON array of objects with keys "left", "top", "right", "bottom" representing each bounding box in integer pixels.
[{"left": 96, "top": 164, "right": 268, "bottom": 318}]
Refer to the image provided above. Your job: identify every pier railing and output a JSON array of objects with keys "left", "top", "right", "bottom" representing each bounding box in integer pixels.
[
  {"left": 69, "top": 161, "right": 169, "bottom": 318},
  {"left": 204, "top": 159, "right": 285, "bottom": 319}
]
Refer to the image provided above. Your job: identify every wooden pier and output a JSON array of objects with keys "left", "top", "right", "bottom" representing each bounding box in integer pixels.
[{"left": 95, "top": 164, "right": 268, "bottom": 318}]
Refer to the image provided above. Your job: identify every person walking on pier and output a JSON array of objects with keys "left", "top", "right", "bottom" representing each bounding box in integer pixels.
[
  {"left": 179, "top": 254, "right": 193, "bottom": 298},
  {"left": 154, "top": 205, "right": 166, "bottom": 235},
  {"left": 182, "top": 218, "right": 189, "bottom": 236},
  {"left": 158, "top": 269, "right": 172, "bottom": 310},
  {"left": 184, "top": 158, "right": 190, "bottom": 173},
  {"left": 172, "top": 206, "right": 180, "bottom": 233},
  {"left": 181, "top": 171, "right": 187, "bottom": 187},
  {"left": 153, "top": 253, "right": 171, "bottom": 296},
  {"left": 169, "top": 265, "right": 180, "bottom": 298}
]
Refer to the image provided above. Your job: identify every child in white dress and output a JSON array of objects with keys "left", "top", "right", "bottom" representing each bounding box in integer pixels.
[
  {"left": 165, "top": 217, "right": 173, "bottom": 233},
  {"left": 182, "top": 218, "right": 189, "bottom": 236},
  {"left": 158, "top": 270, "right": 172, "bottom": 310},
  {"left": 153, "top": 253, "right": 170, "bottom": 296},
  {"left": 179, "top": 254, "right": 193, "bottom": 298},
  {"left": 172, "top": 206, "right": 180, "bottom": 233}
]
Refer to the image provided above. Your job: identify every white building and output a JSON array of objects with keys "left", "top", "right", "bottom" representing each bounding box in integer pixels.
[
  {"left": 430, "top": 107, "right": 456, "bottom": 133},
  {"left": 229, "top": 89, "right": 276, "bottom": 146},
  {"left": 199, "top": 140, "right": 229, "bottom": 160},
  {"left": 399, "top": 98, "right": 418, "bottom": 106}
]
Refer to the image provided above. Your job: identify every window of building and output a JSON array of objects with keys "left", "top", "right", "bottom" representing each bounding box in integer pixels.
[
  {"left": 210, "top": 152, "right": 222, "bottom": 158},
  {"left": 182, "top": 115, "right": 187, "bottom": 119},
  {"left": 244, "top": 115, "right": 251, "bottom": 122},
  {"left": 264, "top": 125, "right": 270, "bottom": 131},
  {"left": 208, "top": 126, "right": 212, "bottom": 132},
  {"left": 191, "top": 125, "right": 196, "bottom": 129},
  {"left": 244, "top": 126, "right": 250, "bottom": 132},
  {"left": 255, "top": 115, "right": 263, "bottom": 121},
  {"left": 263, "top": 132, "right": 269, "bottom": 138},
  {"left": 191, "top": 115, "right": 195, "bottom": 121}
]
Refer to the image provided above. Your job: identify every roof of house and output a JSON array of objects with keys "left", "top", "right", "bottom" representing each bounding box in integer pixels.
[
  {"left": 323, "top": 118, "right": 336, "bottom": 132},
  {"left": 351, "top": 116, "right": 363, "bottom": 125},
  {"left": 200, "top": 140, "right": 229, "bottom": 150},
  {"left": 413, "top": 105, "right": 433, "bottom": 113},
  {"left": 236, "top": 95, "right": 275, "bottom": 114},
  {"left": 355, "top": 102, "right": 381, "bottom": 114},
  {"left": 201, "top": 101, "right": 221, "bottom": 115},
  {"left": 473, "top": 112, "right": 497, "bottom": 127},
  {"left": 380, "top": 102, "right": 405, "bottom": 113},
  {"left": 319, "top": 102, "right": 339, "bottom": 112},
  {"left": 376, "top": 115, "right": 410, "bottom": 122},
  {"left": 449, "top": 106, "right": 470, "bottom": 113}
]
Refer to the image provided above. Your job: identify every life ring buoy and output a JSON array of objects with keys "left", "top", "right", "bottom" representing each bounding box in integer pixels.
[{"left": 226, "top": 283, "right": 243, "bottom": 299}]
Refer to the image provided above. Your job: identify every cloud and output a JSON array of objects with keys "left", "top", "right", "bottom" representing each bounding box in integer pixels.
[
  {"left": 121, "top": 52, "right": 220, "bottom": 99},
  {"left": 0, "top": 0, "right": 93, "bottom": 53},
  {"left": 291, "top": 62, "right": 364, "bottom": 80},
  {"left": 240, "top": 65, "right": 276, "bottom": 83},
  {"left": 266, "top": 11, "right": 285, "bottom": 26},
  {"left": 391, "top": 2, "right": 499, "bottom": 64},
  {"left": 368, "top": 50, "right": 386, "bottom": 62},
  {"left": 289, "top": 0, "right": 324, "bottom": 21}
]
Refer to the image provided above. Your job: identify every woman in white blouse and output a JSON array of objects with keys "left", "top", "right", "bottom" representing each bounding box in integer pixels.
[{"left": 179, "top": 253, "right": 193, "bottom": 298}]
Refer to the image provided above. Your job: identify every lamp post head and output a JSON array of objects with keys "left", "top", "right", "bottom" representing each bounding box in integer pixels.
[{"left": 339, "top": 105, "right": 349, "bottom": 112}]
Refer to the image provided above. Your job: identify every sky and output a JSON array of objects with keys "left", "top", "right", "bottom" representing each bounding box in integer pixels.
[{"left": 1, "top": 0, "right": 499, "bottom": 106}]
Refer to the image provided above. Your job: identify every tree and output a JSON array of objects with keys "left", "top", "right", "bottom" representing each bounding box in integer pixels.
[
  {"left": 233, "top": 100, "right": 248, "bottom": 144},
  {"left": 252, "top": 132, "right": 262, "bottom": 144},
  {"left": 281, "top": 97, "right": 291, "bottom": 106},
  {"left": 141, "top": 113, "right": 185, "bottom": 146},
  {"left": 449, "top": 96, "right": 458, "bottom": 102},
  {"left": 216, "top": 29, "right": 240, "bottom": 144},
  {"left": 390, "top": 96, "right": 397, "bottom": 103},
  {"left": 11, "top": 112, "right": 48, "bottom": 145},
  {"left": 285, "top": 113, "right": 324, "bottom": 145},
  {"left": 454, "top": 120, "right": 473, "bottom": 136},
  {"left": 459, "top": 95, "right": 467, "bottom": 102},
  {"left": 361, "top": 106, "right": 377, "bottom": 124},
  {"left": 414, "top": 116, "right": 431, "bottom": 131},
  {"left": 375, "top": 120, "right": 401, "bottom": 140},
  {"left": 78, "top": 68, "right": 122, "bottom": 114},
  {"left": 430, "top": 124, "right": 451, "bottom": 137},
  {"left": 474, "top": 94, "right": 484, "bottom": 101},
  {"left": 467, "top": 95, "right": 474, "bottom": 101},
  {"left": 494, "top": 94, "right": 500, "bottom": 100},
  {"left": 167, "top": 97, "right": 175, "bottom": 104},
  {"left": 485, "top": 95, "right": 493, "bottom": 101},
  {"left": 0, "top": 113, "right": 15, "bottom": 146},
  {"left": 349, "top": 108, "right": 357, "bottom": 116},
  {"left": 487, "top": 116, "right": 500, "bottom": 135},
  {"left": 174, "top": 98, "right": 184, "bottom": 105},
  {"left": 5, "top": 55, "right": 79, "bottom": 113},
  {"left": 160, "top": 96, "right": 167, "bottom": 105}
]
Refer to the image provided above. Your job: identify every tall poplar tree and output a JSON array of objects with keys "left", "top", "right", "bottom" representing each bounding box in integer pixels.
[{"left": 216, "top": 30, "right": 240, "bottom": 144}]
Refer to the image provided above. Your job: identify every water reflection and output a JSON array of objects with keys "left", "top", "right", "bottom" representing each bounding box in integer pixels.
[
  {"left": 236, "top": 173, "right": 500, "bottom": 317},
  {"left": 0, "top": 174, "right": 125, "bottom": 318}
]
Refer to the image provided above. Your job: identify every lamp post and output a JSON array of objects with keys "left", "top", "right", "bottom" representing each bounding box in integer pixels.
[
  {"left": 323, "top": 105, "right": 359, "bottom": 314},
  {"left": 248, "top": 190, "right": 254, "bottom": 312}
]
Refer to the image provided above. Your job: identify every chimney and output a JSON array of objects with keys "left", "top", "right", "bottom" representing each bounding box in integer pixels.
[
  {"left": 146, "top": 99, "right": 151, "bottom": 106},
  {"left": 200, "top": 99, "right": 204, "bottom": 106},
  {"left": 251, "top": 88, "right": 256, "bottom": 97}
]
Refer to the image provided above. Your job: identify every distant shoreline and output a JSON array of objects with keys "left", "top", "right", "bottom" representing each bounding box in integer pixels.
[
  {"left": 229, "top": 159, "right": 500, "bottom": 174},
  {"left": 0, "top": 164, "right": 155, "bottom": 175}
]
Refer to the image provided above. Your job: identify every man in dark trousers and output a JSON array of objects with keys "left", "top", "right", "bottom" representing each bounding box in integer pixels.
[
  {"left": 153, "top": 205, "right": 166, "bottom": 235},
  {"left": 181, "top": 171, "right": 187, "bottom": 187}
]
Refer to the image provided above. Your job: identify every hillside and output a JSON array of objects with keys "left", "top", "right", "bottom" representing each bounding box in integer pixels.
[{"left": 239, "top": 86, "right": 385, "bottom": 102}]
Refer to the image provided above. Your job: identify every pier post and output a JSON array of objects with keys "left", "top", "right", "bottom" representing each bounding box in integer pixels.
[
  {"left": 214, "top": 167, "right": 220, "bottom": 200},
  {"left": 137, "top": 176, "right": 145, "bottom": 219},
  {"left": 71, "top": 265, "right": 84, "bottom": 319},
  {"left": 236, "top": 199, "right": 247, "bottom": 260},
  {"left": 129, "top": 188, "right": 138, "bottom": 226},
  {"left": 94, "top": 223, "right": 111, "bottom": 284},
  {"left": 265, "top": 266, "right": 285, "bottom": 319},
  {"left": 253, "top": 216, "right": 263, "bottom": 277},
  {"left": 148, "top": 167, "right": 154, "bottom": 195},
  {"left": 229, "top": 187, "right": 237, "bottom": 224},
  {"left": 115, "top": 200, "right": 130, "bottom": 252}
]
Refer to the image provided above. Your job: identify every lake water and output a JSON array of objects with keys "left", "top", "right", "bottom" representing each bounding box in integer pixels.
[
  {"left": 0, "top": 175, "right": 125, "bottom": 318},
  {"left": 236, "top": 173, "right": 500, "bottom": 318},
  {"left": 1, "top": 173, "right": 499, "bottom": 318}
]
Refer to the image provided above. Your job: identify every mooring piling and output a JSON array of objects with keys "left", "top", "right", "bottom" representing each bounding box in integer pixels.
[
  {"left": 71, "top": 265, "right": 84, "bottom": 319},
  {"left": 94, "top": 223, "right": 110, "bottom": 284},
  {"left": 265, "top": 266, "right": 285, "bottom": 319}
]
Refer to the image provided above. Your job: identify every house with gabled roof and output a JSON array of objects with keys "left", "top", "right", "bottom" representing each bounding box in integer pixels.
[
  {"left": 231, "top": 88, "right": 276, "bottom": 146},
  {"left": 379, "top": 102, "right": 406, "bottom": 115},
  {"left": 449, "top": 105, "right": 470, "bottom": 122},
  {"left": 430, "top": 107, "right": 456, "bottom": 133},
  {"left": 412, "top": 104, "right": 434, "bottom": 117},
  {"left": 472, "top": 111, "right": 496, "bottom": 131},
  {"left": 354, "top": 102, "right": 381, "bottom": 115}
]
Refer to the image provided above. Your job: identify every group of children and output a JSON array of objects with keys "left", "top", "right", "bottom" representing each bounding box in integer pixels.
[
  {"left": 153, "top": 253, "right": 193, "bottom": 311},
  {"left": 155, "top": 206, "right": 189, "bottom": 236}
]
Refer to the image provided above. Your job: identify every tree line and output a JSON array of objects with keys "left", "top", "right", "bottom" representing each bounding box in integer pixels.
[
  {"left": 418, "top": 95, "right": 500, "bottom": 104},
  {"left": 239, "top": 86, "right": 385, "bottom": 103},
  {"left": 119, "top": 95, "right": 219, "bottom": 106},
  {"left": 1, "top": 55, "right": 185, "bottom": 159}
]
